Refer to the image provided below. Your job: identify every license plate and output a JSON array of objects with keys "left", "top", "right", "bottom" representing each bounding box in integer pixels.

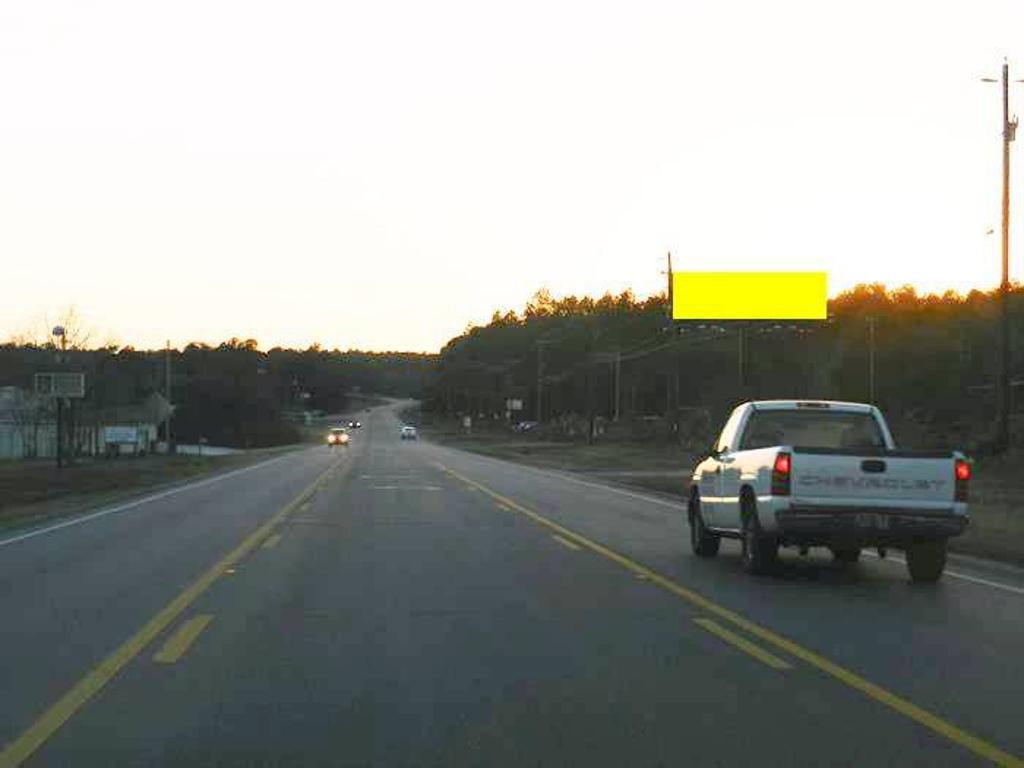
[{"left": 855, "top": 513, "right": 889, "bottom": 530}]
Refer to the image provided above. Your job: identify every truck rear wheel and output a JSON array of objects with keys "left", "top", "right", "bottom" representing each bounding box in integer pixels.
[
  {"left": 906, "top": 540, "right": 947, "bottom": 583},
  {"left": 689, "top": 494, "right": 720, "bottom": 557},
  {"left": 741, "top": 496, "right": 778, "bottom": 575}
]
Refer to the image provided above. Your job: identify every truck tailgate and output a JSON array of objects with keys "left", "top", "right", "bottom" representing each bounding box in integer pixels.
[{"left": 791, "top": 450, "right": 955, "bottom": 507}]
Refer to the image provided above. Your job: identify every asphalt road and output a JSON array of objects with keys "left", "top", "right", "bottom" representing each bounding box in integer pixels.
[{"left": 2, "top": 404, "right": 1023, "bottom": 767}]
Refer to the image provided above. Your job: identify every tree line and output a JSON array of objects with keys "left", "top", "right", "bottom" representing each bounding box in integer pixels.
[
  {"left": 0, "top": 339, "right": 435, "bottom": 449},
  {"left": 423, "top": 283, "right": 1024, "bottom": 453}
]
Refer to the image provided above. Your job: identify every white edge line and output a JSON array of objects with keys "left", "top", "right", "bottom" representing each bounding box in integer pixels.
[
  {"left": 862, "top": 550, "right": 1024, "bottom": 596},
  {"left": 0, "top": 451, "right": 305, "bottom": 548},
  {"left": 433, "top": 446, "right": 1024, "bottom": 597}
]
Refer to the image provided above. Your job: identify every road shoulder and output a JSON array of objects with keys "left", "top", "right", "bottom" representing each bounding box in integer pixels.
[{"left": 0, "top": 445, "right": 308, "bottom": 536}]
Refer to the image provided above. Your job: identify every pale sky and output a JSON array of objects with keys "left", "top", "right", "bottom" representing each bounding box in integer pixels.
[{"left": 1, "top": 0, "right": 1022, "bottom": 352}]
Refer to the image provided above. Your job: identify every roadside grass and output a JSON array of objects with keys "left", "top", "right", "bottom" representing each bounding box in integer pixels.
[
  {"left": 0, "top": 445, "right": 305, "bottom": 532},
  {"left": 416, "top": 413, "right": 1024, "bottom": 567}
]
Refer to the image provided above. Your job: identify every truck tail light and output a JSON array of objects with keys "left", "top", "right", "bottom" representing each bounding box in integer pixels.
[
  {"left": 954, "top": 458, "right": 970, "bottom": 502},
  {"left": 771, "top": 451, "right": 792, "bottom": 496}
]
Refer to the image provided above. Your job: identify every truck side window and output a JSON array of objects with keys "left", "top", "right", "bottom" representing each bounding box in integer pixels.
[
  {"left": 740, "top": 413, "right": 783, "bottom": 449},
  {"left": 716, "top": 407, "right": 745, "bottom": 453}
]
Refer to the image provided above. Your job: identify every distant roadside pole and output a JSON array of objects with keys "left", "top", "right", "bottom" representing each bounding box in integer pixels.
[
  {"left": 34, "top": 368, "right": 86, "bottom": 470},
  {"left": 165, "top": 340, "right": 174, "bottom": 455}
]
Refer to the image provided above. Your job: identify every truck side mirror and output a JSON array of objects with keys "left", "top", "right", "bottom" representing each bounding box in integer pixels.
[{"left": 708, "top": 445, "right": 721, "bottom": 459}]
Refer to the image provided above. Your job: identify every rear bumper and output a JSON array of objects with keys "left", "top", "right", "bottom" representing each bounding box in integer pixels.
[{"left": 774, "top": 506, "right": 968, "bottom": 545}]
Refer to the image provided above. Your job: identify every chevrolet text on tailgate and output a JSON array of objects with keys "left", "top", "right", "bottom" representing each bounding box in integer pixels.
[{"left": 688, "top": 400, "right": 970, "bottom": 582}]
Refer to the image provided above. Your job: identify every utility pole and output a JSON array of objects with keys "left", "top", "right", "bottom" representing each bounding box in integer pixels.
[
  {"left": 585, "top": 331, "right": 596, "bottom": 444},
  {"left": 868, "top": 317, "right": 876, "bottom": 404},
  {"left": 737, "top": 324, "right": 746, "bottom": 390},
  {"left": 535, "top": 340, "right": 549, "bottom": 422},
  {"left": 613, "top": 349, "right": 621, "bottom": 422},
  {"left": 998, "top": 61, "right": 1015, "bottom": 452},
  {"left": 54, "top": 326, "right": 66, "bottom": 469},
  {"left": 666, "top": 251, "right": 674, "bottom": 317},
  {"left": 165, "top": 340, "right": 173, "bottom": 454},
  {"left": 665, "top": 250, "right": 682, "bottom": 432},
  {"left": 984, "top": 60, "right": 1018, "bottom": 453},
  {"left": 586, "top": 358, "right": 596, "bottom": 444}
]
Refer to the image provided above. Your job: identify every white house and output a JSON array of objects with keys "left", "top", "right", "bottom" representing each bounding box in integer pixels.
[
  {"left": 0, "top": 387, "right": 170, "bottom": 459},
  {"left": 0, "top": 386, "right": 57, "bottom": 459}
]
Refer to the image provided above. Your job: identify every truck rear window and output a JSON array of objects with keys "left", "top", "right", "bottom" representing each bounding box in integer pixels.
[{"left": 740, "top": 410, "right": 885, "bottom": 451}]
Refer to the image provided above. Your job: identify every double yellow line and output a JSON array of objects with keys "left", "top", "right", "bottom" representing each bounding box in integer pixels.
[
  {"left": 0, "top": 458, "right": 342, "bottom": 768},
  {"left": 439, "top": 463, "right": 1022, "bottom": 768}
]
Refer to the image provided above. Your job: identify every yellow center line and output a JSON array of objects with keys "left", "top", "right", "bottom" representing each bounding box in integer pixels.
[
  {"left": 153, "top": 615, "right": 214, "bottom": 664},
  {"left": 552, "top": 534, "right": 581, "bottom": 552},
  {"left": 496, "top": 503, "right": 512, "bottom": 512},
  {"left": 435, "top": 463, "right": 1022, "bottom": 768},
  {"left": 0, "top": 458, "right": 346, "bottom": 768},
  {"left": 261, "top": 533, "right": 282, "bottom": 550},
  {"left": 694, "top": 618, "right": 792, "bottom": 671}
]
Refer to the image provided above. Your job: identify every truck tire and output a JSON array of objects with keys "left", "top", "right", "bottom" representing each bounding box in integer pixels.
[
  {"left": 689, "top": 493, "right": 720, "bottom": 557},
  {"left": 741, "top": 495, "right": 778, "bottom": 575},
  {"left": 831, "top": 547, "right": 861, "bottom": 565},
  {"left": 905, "top": 540, "right": 947, "bottom": 583}
]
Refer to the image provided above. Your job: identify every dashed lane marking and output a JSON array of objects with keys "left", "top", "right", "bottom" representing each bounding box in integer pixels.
[
  {"left": 552, "top": 534, "right": 581, "bottom": 551},
  {"left": 0, "top": 460, "right": 343, "bottom": 767},
  {"left": 153, "top": 615, "right": 214, "bottom": 664},
  {"left": 694, "top": 618, "right": 792, "bottom": 671}
]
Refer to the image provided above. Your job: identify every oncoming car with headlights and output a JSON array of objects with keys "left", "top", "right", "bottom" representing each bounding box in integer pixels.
[{"left": 327, "top": 427, "right": 350, "bottom": 446}]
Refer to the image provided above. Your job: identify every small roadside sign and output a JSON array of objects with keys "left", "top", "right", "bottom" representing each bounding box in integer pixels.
[
  {"left": 34, "top": 372, "right": 86, "bottom": 398},
  {"left": 104, "top": 426, "right": 140, "bottom": 444}
]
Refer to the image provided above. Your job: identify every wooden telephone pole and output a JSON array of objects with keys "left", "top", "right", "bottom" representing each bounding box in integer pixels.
[
  {"left": 984, "top": 60, "right": 1018, "bottom": 452},
  {"left": 998, "top": 61, "right": 1015, "bottom": 452}
]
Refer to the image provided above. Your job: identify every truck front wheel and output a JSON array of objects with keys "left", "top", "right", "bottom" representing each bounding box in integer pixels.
[{"left": 905, "top": 540, "right": 948, "bottom": 583}]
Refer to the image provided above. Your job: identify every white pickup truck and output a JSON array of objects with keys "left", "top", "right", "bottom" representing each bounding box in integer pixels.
[{"left": 688, "top": 400, "right": 970, "bottom": 582}]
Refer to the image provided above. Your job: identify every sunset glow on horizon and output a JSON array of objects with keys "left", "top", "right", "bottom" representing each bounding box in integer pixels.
[{"left": 2, "top": 0, "right": 1023, "bottom": 352}]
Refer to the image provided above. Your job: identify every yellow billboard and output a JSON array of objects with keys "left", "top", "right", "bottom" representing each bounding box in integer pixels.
[{"left": 672, "top": 271, "right": 827, "bottom": 320}]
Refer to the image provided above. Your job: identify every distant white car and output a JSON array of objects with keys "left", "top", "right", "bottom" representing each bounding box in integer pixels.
[
  {"left": 327, "top": 427, "right": 350, "bottom": 446},
  {"left": 400, "top": 425, "right": 418, "bottom": 440}
]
